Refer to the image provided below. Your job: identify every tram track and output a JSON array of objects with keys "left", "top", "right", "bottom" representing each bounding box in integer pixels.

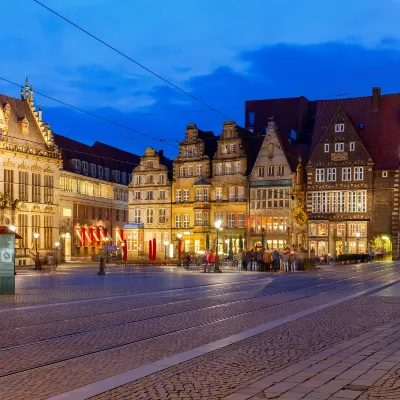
[
  {"left": 0, "top": 264, "right": 391, "bottom": 344},
  {"left": 0, "top": 266, "right": 397, "bottom": 379}
]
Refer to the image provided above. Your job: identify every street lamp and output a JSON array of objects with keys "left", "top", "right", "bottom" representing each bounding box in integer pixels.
[
  {"left": 214, "top": 219, "right": 222, "bottom": 273},
  {"left": 55, "top": 241, "right": 60, "bottom": 269},
  {"left": 164, "top": 240, "right": 169, "bottom": 261},
  {"left": 33, "top": 232, "right": 40, "bottom": 270},
  {"left": 356, "top": 232, "right": 360, "bottom": 254},
  {"left": 177, "top": 233, "right": 182, "bottom": 266}
]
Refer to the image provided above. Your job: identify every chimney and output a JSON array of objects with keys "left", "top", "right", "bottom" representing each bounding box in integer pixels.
[{"left": 372, "top": 87, "right": 381, "bottom": 112}]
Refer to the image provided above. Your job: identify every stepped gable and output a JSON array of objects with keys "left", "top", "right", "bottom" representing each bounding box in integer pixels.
[{"left": 0, "top": 93, "right": 49, "bottom": 150}]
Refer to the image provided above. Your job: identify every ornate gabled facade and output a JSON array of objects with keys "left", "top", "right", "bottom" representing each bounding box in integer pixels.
[
  {"left": 171, "top": 123, "right": 217, "bottom": 254},
  {"left": 211, "top": 121, "right": 250, "bottom": 253},
  {"left": 126, "top": 147, "right": 172, "bottom": 259},
  {"left": 248, "top": 121, "right": 296, "bottom": 250},
  {"left": 0, "top": 79, "right": 62, "bottom": 265},
  {"left": 306, "top": 107, "right": 375, "bottom": 256}
]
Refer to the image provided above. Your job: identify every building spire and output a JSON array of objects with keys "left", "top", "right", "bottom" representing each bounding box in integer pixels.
[
  {"left": 25, "top": 77, "right": 29, "bottom": 100},
  {"left": 296, "top": 156, "right": 304, "bottom": 185}
]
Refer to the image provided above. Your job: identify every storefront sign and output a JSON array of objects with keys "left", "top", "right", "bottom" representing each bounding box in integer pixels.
[{"left": 0, "top": 234, "right": 15, "bottom": 294}]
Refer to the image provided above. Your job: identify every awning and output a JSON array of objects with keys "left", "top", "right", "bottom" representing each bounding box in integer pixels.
[
  {"left": 85, "top": 230, "right": 92, "bottom": 243},
  {"left": 0, "top": 226, "right": 23, "bottom": 239}
]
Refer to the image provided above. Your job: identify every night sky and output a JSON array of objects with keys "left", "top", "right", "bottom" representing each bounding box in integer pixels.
[{"left": 1, "top": 0, "right": 400, "bottom": 159}]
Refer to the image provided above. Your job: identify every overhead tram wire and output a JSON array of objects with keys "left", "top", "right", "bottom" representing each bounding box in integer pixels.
[
  {"left": 0, "top": 77, "right": 179, "bottom": 149},
  {"left": 1, "top": 132, "right": 176, "bottom": 175},
  {"left": 33, "top": 1, "right": 358, "bottom": 166},
  {"left": 33, "top": 0, "right": 231, "bottom": 121}
]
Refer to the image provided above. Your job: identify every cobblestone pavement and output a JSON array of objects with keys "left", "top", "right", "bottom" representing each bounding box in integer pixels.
[
  {"left": 92, "top": 296, "right": 400, "bottom": 400},
  {"left": 0, "top": 262, "right": 399, "bottom": 399}
]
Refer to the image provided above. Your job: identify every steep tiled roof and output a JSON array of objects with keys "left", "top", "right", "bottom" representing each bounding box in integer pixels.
[
  {"left": 245, "top": 96, "right": 317, "bottom": 139},
  {"left": 0, "top": 94, "right": 49, "bottom": 150},
  {"left": 53, "top": 134, "right": 141, "bottom": 183},
  {"left": 310, "top": 93, "right": 400, "bottom": 170}
]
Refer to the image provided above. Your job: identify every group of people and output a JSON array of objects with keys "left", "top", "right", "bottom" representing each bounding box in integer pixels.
[
  {"left": 181, "top": 248, "right": 306, "bottom": 273},
  {"left": 237, "top": 249, "right": 305, "bottom": 272}
]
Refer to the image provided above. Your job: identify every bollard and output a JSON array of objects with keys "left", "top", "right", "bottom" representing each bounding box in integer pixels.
[{"left": 97, "top": 256, "right": 106, "bottom": 275}]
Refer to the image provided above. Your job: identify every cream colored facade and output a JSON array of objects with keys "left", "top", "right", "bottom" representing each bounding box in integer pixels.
[
  {"left": 0, "top": 80, "right": 62, "bottom": 265},
  {"left": 59, "top": 171, "right": 129, "bottom": 260},
  {"left": 211, "top": 121, "right": 247, "bottom": 254},
  {"left": 248, "top": 121, "right": 297, "bottom": 250},
  {"left": 171, "top": 124, "right": 215, "bottom": 254},
  {"left": 126, "top": 148, "right": 172, "bottom": 259}
]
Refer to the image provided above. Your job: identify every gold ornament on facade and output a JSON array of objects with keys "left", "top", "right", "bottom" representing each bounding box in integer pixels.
[
  {"left": 31, "top": 164, "right": 42, "bottom": 172},
  {"left": 3, "top": 159, "right": 15, "bottom": 168},
  {"left": 31, "top": 204, "right": 41, "bottom": 213},
  {"left": 44, "top": 206, "right": 54, "bottom": 213},
  {"left": 291, "top": 207, "right": 308, "bottom": 226}
]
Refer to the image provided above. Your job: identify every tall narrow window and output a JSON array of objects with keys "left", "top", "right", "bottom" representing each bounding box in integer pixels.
[
  {"left": 216, "top": 163, "right": 222, "bottom": 175},
  {"left": 229, "top": 187, "right": 236, "bottom": 201},
  {"left": 316, "top": 169, "right": 325, "bottom": 182},
  {"left": 183, "top": 214, "right": 189, "bottom": 228},
  {"left": 327, "top": 168, "right": 336, "bottom": 182},
  {"left": 175, "top": 190, "right": 182, "bottom": 203},
  {"left": 342, "top": 168, "right": 351, "bottom": 181},
  {"left": 215, "top": 187, "right": 222, "bottom": 201},
  {"left": 158, "top": 208, "right": 166, "bottom": 224},
  {"left": 183, "top": 189, "right": 189, "bottom": 202},
  {"left": 18, "top": 171, "right": 28, "bottom": 201},
  {"left": 196, "top": 165, "right": 203, "bottom": 176},
  {"left": 354, "top": 167, "right": 364, "bottom": 181},
  {"left": 32, "top": 173, "right": 41, "bottom": 203},
  {"left": 4, "top": 170, "right": 14, "bottom": 200},
  {"left": 195, "top": 212, "right": 202, "bottom": 226},
  {"left": 228, "top": 213, "right": 235, "bottom": 228},
  {"left": 44, "top": 175, "right": 54, "bottom": 204},
  {"left": 258, "top": 166, "right": 264, "bottom": 177}
]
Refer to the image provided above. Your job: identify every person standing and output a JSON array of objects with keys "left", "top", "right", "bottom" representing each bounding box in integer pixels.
[
  {"left": 272, "top": 250, "right": 280, "bottom": 272},
  {"left": 282, "top": 252, "right": 289, "bottom": 272}
]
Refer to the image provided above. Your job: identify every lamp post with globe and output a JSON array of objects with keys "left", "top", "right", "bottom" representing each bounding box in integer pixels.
[
  {"left": 33, "top": 232, "right": 40, "bottom": 270},
  {"left": 214, "top": 219, "right": 222, "bottom": 273}
]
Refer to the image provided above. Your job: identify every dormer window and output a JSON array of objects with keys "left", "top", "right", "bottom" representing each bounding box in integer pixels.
[
  {"left": 221, "top": 144, "right": 228, "bottom": 154},
  {"left": 267, "top": 143, "right": 274, "bottom": 158},
  {"left": 335, "top": 123, "right": 345, "bottom": 132},
  {"left": 230, "top": 143, "right": 236, "bottom": 153},
  {"left": 71, "top": 159, "right": 81, "bottom": 172},
  {"left": 147, "top": 161, "right": 154, "bottom": 168},
  {"left": 18, "top": 116, "right": 29, "bottom": 134},
  {"left": 82, "top": 161, "right": 89, "bottom": 175},
  {"left": 90, "top": 163, "right": 96, "bottom": 177},
  {"left": 112, "top": 170, "right": 121, "bottom": 183},
  {"left": 97, "top": 166, "right": 103, "bottom": 179},
  {"left": 184, "top": 148, "right": 190, "bottom": 158}
]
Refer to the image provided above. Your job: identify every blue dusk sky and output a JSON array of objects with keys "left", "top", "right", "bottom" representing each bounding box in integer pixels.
[{"left": 1, "top": 0, "right": 400, "bottom": 158}]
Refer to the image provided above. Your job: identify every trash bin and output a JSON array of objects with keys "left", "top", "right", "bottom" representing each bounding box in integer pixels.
[{"left": 98, "top": 256, "right": 106, "bottom": 275}]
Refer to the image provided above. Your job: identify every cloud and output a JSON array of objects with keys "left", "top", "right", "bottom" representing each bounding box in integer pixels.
[{"left": 38, "top": 41, "right": 400, "bottom": 161}]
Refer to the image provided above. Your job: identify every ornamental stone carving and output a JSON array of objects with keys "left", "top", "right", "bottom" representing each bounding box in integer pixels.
[
  {"left": 3, "top": 159, "right": 15, "bottom": 168},
  {"left": 331, "top": 152, "right": 348, "bottom": 161}
]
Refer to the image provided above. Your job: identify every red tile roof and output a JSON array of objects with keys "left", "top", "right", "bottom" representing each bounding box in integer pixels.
[{"left": 310, "top": 93, "right": 400, "bottom": 170}]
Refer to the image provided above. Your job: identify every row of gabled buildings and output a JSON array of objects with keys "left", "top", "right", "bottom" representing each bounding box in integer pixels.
[
  {"left": 0, "top": 81, "right": 399, "bottom": 264},
  {"left": 126, "top": 87, "right": 399, "bottom": 260}
]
